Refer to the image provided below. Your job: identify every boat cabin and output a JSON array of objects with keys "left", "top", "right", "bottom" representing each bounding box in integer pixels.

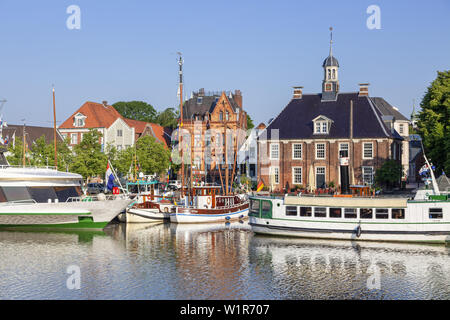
[{"left": 0, "top": 167, "right": 83, "bottom": 203}]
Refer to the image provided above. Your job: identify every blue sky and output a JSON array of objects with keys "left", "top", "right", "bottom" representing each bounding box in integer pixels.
[{"left": 0, "top": 0, "right": 449, "bottom": 127}]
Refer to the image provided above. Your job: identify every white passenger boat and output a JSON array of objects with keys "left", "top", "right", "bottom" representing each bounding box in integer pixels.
[
  {"left": 0, "top": 165, "right": 132, "bottom": 230},
  {"left": 248, "top": 189, "right": 450, "bottom": 244}
]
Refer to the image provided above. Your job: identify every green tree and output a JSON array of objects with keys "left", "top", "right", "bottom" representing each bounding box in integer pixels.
[
  {"left": 375, "top": 160, "right": 403, "bottom": 189},
  {"left": 247, "top": 114, "right": 254, "bottom": 130},
  {"left": 69, "top": 129, "right": 107, "bottom": 179},
  {"left": 113, "top": 101, "right": 158, "bottom": 122},
  {"left": 107, "top": 144, "right": 135, "bottom": 177},
  {"left": 6, "top": 138, "right": 26, "bottom": 165},
  {"left": 156, "top": 107, "right": 179, "bottom": 128},
  {"left": 416, "top": 70, "right": 450, "bottom": 174},
  {"left": 135, "top": 135, "right": 171, "bottom": 175}
]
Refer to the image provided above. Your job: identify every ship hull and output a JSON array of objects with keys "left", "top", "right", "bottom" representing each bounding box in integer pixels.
[
  {"left": 170, "top": 204, "right": 249, "bottom": 224},
  {"left": 0, "top": 198, "right": 131, "bottom": 230}
]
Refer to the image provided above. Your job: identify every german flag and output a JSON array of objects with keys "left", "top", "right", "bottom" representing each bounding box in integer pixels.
[{"left": 257, "top": 180, "right": 264, "bottom": 192}]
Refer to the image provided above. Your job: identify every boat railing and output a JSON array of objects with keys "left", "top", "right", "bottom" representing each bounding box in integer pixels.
[
  {"left": 0, "top": 199, "right": 37, "bottom": 206},
  {"left": 179, "top": 202, "right": 247, "bottom": 210},
  {"left": 0, "top": 165, "right": 58, "bottom": 170},
  {"left": 65, "top": 194, "right": 128, "bottom": 202}
]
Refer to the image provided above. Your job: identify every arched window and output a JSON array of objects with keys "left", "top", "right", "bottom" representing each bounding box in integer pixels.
[
  {"left": 332, "top": 69, "right": 336, "bottom": 79},
  {"left": 328, "top": 69, "right": 331, "bottom": 80}
]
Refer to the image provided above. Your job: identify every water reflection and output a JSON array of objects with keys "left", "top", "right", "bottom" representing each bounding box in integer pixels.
[
  {"left": 0, "top": 222, "right": 449, "bottom": 299},
  {"left": 249, "top": 236, "right": 450, "bottom": 299}
]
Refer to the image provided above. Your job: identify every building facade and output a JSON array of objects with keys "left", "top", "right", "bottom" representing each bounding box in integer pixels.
[
  {"left": 258, "top": 37, "right": 405, "bottom": 193},
  {"left": 178, "top": 89, "right": 247, "bottom": 185},
  {"left": 58, "top": 101, "right": 169, "bottom": 151},
  {"left": 238, "top": 123, "right": 266, "bottom": 184}
]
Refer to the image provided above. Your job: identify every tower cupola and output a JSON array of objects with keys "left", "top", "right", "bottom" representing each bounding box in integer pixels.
[{"left": 322, "top": 27, "right": 340, "bottom": 101}]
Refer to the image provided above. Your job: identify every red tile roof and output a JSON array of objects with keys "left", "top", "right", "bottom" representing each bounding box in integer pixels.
[
  {"left": 59, "top": 101, "right": 171, "bottom": 148},
  {"left": 59, "top": 101, "right": 123, "bottom": 129}
]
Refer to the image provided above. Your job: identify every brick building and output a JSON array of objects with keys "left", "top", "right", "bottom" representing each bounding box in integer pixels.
[
  {"left": 258, "top": 35, "right": 405, "bottom": 193},
  {"left": 179, "top": 89, "right": 247, "bottom": 185}
]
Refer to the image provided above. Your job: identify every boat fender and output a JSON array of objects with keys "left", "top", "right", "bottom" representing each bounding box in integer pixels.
[
  {"left": 225, "top": 216, "right": 231, "bottom": 221},
  {"left": 356, "top": 225, "right": 362, "bottom": 238},
  {"left": 239, "top": 215, "right": 244, "bottom": 219}
]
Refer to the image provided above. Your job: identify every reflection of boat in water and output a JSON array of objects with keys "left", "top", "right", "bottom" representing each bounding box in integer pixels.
[
  {"left": 110, "top": 221, "right": 171, "bottom": 251},
  {"left": 0, "top": 166, "right": 132, "bottom": 230},
  {"left": 249, "top": 189, "right": 450, "bottom": 244},
  {"left": 250, "top": 235, "right": 450, "bottom": 299},
  {"left": 170, "top": 186, "right": 249, "bottom": 224},
  {"left": 0, "top": 228, "right": 108, "bottom": 244},
  {"left": 169, "top": 219, "right": 251, "bottom": 235}
]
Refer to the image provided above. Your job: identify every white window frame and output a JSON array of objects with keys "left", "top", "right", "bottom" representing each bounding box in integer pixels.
[
  {"left": 315, "top": 122, "right": 321, "bottom": 133},
  {"left": 363, "top": 142, "right": 373, "bottom": 159},
  {"left": 292, "top": 167, "right": 302, "bottom": 184},
  {"left": 271, "top": 166, "right": 280, "bottom": 185},
  {"left": 362, "top": 166, "right": 374, "bottom": 186},
  {"left": 270, "top": 143, "right": 279, "bottom": 160},
  {"left": 339, "top": 143, "right": 349, "bottom": 158},
  {"left": 70, "top": 133, "right": 78, "bottom": 145},
  {"left": 117, "top": 129, "right": 123, "bottom": 137},
  {"left": 314, "top": 121, "right": 329, "bottom": 134},
  {"left": 292, "top": 143, "right": 302, "bottom": 160},
  {"left": 315, "top": 143, "right": 326, "bottom": 159}
]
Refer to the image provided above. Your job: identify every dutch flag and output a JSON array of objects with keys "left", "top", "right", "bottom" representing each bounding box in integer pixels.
[{"left": 105, "top": 162, "right": 115, "bottom": 191}]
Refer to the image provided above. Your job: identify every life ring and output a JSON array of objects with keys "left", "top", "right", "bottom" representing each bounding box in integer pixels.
[{"left": 207, "top": 197, "right": 211, "bottom": 205}]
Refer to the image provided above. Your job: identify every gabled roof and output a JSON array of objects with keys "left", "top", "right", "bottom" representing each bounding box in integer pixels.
[
  {"left": 59, "top": 101, "right": 172, "bottom": 148},
  {"left": 124, "top": 118, "right": 170, "bottom": 149},
  {"left": 59, "top": 101, "right": 124, "bottom": 129},
  {"left": 263, "top": 92, "right": 399, "bottom": 140},
  {"left": 182, "top": 91, "right": 241, "bottom": 120}
]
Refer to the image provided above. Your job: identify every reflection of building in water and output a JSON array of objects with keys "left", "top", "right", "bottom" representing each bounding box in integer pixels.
[
  {"left": 250, "top": 236, "right": 450, "bottom": 299},
  {"left": 110, "top": 222, "right": 173, "bottom": 253},
  {"left": 169, "top": 221, "right": 252, "bottom": 299}
]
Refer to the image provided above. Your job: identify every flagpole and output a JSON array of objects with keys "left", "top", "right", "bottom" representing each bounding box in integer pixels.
[{"left": 108, "top": 159, "right": 127, "bottom": 194}]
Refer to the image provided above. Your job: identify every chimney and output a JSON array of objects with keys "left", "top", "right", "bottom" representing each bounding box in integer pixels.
[
  {"left": 102, "top": 100, "right": 108, "bottom": 107},
  {"left": 293, "top": 86, "right": 303, "bottom": 99},
  {"left": 358, "top": 83, "right": 369, "bottom": 97},
  {"left": 198, "top": 88, "right": 205, "bottom": 96},
  {"left": 234, "top": 90, "right": 243, "bottom": 108}
]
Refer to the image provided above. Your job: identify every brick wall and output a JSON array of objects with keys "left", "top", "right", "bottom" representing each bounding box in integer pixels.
[{"left": 258, "top": 138, "right": 396, "bottom": 191}]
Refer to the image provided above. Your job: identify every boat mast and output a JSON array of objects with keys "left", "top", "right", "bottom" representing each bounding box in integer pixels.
[
  {"left": 177, "top": 52, "right": 184, "bottom": 197},
  {"left": 52, "top": 86, "right": 58, "bottom": 170}
]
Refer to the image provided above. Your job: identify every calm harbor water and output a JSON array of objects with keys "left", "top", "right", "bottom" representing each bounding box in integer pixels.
[{"left": 0, "top": 220, "right": 449, "bottom": 300}]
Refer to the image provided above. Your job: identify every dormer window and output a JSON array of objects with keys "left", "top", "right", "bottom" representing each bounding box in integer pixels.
[
  {"left": 197, "top": 97, "right": 203, "bottom": 104},
  {"left": 74, "top": 113, "right": 86, "bottom": 127},
  {"left": 312, "top": 115, "right": 333, "bottom": 134}
]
